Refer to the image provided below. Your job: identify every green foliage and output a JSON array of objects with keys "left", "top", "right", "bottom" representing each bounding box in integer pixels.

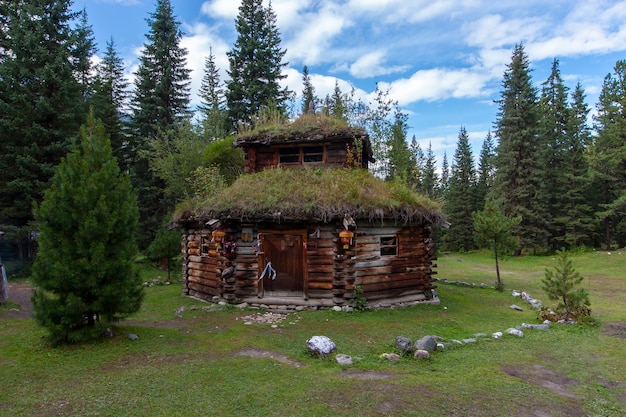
[
  {"left": 0, "top": 0, "right": 86, "bottom": 226},
  {"left": 492, "top": 43, "right": 546, "bottom": 253},
  {"left": 202, "top": 136, "right": 245, "bottom": 185},
  {"left": 226, "top": 0, "right": 291, "bottom": 126},
  {"left": 31, "top": 112, "right": 143, "bottom": 345},
  {"left": 351, "top": 285, "right": 368, "bottom": 311},
  {"left": 541, "top": 252, "right": 591, "bottom": 321},
  {"left": 445, "top": 127, "right": 478, "bottom": 252},
  {"left": 473, "top": 200, "right": 521, "bottom": 291},
  {"left": 197, "top": 47, "right": 229, "bottom": 140}
]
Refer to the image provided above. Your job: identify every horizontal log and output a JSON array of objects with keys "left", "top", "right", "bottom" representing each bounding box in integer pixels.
[
  {"left": 188, "top": 279, "right": 220, "bottom": 292},
  {"left": 308, "top": 264, "right": 334, "bottom": 274},
  {"left": 308, "top": 281, "right": 333, "bottom": 290},
  {"left": 360, "top": 280, "right": 430, "bottom": 293},
  {"left": 357, "top": 272, "right": 429, "bottom": 285},
  {"left": 188, "top": 288, "right": 218, "bottom": 301},
  {"left": 188, "top": 268, "right": 220, "bottom": 280},
  {"left": 188, "top": 261, "right": 219, "bottom": 273}
]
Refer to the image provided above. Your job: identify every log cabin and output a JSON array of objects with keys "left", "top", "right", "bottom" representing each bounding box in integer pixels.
[{"left": 174, "top": 116, "right": 445, "bottom": 309}]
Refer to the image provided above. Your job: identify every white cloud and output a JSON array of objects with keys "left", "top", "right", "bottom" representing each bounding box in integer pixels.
[
  {"left": 348, "top": 50, "right": 409, "bottom": 79},
  {"left": 379, "top": 68, "right": 491, "bottom": 105},
  {"left": 200, "top": 0, "right": 239, "bottom": 19}
]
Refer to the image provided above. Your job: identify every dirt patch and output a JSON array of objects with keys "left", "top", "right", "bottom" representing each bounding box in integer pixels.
[
  {"left": 504, "top": 364, "right": 580, "bottom": 398},
  {"left": 235, "top": 347, "right": 305, "bottom": 368},
  {"left": 602, "top": 321, "right": 626, "bottom": 338},
  {"left": 1, "top": 283, "right": 33, "bottom": 318},
  {"left": 340, "top": 369, "right": 393, "bottom": 380}
]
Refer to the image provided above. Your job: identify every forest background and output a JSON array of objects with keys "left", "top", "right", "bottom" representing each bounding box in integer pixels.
[{"left": 1, "top": 0, "right": 625, "bottom": 274}]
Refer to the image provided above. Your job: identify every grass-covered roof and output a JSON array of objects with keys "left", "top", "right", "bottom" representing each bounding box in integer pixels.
[{"left": 174, "top": 167, "right": 444, "bottom": 226}]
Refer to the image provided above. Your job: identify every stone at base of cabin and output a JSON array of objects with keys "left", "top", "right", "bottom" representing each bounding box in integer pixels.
[
  {"left": 415, "top": 335, "right": 437, "bottom": 352},
  {"left": 236, "top": 302, "right": 249, "bottom": 309},
  {"left": 332, "top": 306, "right": 342, "bottom": 312},
  {"left": 335, "top": 354, "right": 353, "bottom": 365},
  {"left": 413, "top": 349, "right": 430, "bottom": 359},
  {"left": 306, "top": 335, "right": 337, "bottom": 358}
]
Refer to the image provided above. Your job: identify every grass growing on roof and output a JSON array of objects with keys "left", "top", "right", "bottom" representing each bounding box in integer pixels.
[{"left": 180, "top": 167, "right": 442, "bottom": 223}]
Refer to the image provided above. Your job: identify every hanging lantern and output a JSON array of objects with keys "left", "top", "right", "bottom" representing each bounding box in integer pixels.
[
  {"left": 212, "top": 229, "right": 226, "bottom": 249},
  {"left": 339, "top": 229, "right": 354, "bottom": 249}
]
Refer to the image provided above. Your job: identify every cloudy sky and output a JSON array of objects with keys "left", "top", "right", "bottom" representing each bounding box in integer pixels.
[{"left": 76, "top": 0, "right": 626, "bottom": 165}]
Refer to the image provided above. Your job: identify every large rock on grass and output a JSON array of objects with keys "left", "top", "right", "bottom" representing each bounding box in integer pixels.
[{"left": 306, "top": 335, "right": 337, "bottom": 358}]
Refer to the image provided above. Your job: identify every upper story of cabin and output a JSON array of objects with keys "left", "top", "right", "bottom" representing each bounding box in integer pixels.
[{"left": 232, "top": 124, "right": 374, "bottom": 173}]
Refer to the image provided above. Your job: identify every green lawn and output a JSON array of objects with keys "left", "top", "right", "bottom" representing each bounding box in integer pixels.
[{"left": 1, "top": 251, "right": 624, "bottom": 416}]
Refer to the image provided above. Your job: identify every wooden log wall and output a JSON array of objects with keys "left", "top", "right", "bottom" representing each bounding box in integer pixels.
[{"left": 353, "top": 225, "right": 436, "bottom": 301}]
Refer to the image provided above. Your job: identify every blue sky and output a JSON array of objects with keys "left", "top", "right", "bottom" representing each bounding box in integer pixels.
[{"left": 74, "top": 0, "right": 626, "bottom": 167}]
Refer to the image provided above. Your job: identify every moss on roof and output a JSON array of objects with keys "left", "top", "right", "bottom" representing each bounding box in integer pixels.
[{"left": 174, "top": 167, "right": 444, "bottom": 226}]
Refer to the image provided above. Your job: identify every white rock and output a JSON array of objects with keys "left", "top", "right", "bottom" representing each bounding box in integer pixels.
[
  {"left": 335, "top": 354, "right": 353, "bottom": 365},
  {"left": 505, "top": 328, "right": 524, "bottom": 337},
  {"left": 414, "top": 349, "right": 430, "bottom": 359},
  {"left": 306, "top": 335, "right": 337, "bottom": 357},
  {"left": 492, "top": 332, "right": 503, "bottom": 339}
]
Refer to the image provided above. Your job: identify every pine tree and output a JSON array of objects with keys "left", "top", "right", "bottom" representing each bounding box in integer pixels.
[
  {"left": 130, "top": 0, "right": 191, "bottom": 248},
  {"left": 301, "top": 65, "right": 317, "bottom": 114},
  {"left": 590, "top": 61, "right": 626, "bottom": 248},
  {"left": 386, "top": 108, "right": 413, "bottom": 183},
  {"left": 92, "top": 38, "right": 130, "bottom": 172},
  {"left": 445, "top": 127, "right": 477, "bottom": 252},
  {"left": 492, "top": 43, "right": 546, "bottom": 254},
  {"left": 541, "top": 251, "right": 590, "bottom": 320},
  {"left": 198, "top": 47, "right": 228, "bottom": 140},
  {"left": 476, "top": 131, "right": 495, "bottom": 210},
  {"left": 473, "top": 200, "right": 521, "bottom": 291},
  {"left": 409, "top": 135, "right": 425, "bottom": 191},
  {"left": 226, "top": 0, "right": 291, "bottom": 127},
  {"left": 31, "top": 111, "right": 143, "bottom": 345},
  {"left": 0, "top": 0, "right": 86, "bottom": 226}
]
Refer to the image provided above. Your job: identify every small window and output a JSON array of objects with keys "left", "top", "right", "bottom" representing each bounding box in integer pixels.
[
  {"left": 303, "top": 146, "right": 323, "bottom": 163},
  {"left": 380, "top": 236, "right": 397, "bottom": 256},
  {"left": 201, "top": 236, "right": 211, "bottom": 256},
  {"left": 279, "top": 148, "right": 299, "bottom": 163}
]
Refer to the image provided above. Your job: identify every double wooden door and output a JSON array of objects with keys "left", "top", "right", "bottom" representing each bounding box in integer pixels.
[{"left": 261, "top": 232, "right": 305, "bottom": 295}]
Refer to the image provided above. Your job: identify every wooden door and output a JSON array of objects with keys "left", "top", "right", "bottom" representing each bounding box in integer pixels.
[{"left": 261, "top": 233, "right": 304, "bottom": 294}]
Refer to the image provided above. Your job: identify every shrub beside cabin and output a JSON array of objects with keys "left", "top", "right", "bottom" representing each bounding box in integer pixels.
[{"left": 175, "top": 120, "right": 445, "bottom": 308}]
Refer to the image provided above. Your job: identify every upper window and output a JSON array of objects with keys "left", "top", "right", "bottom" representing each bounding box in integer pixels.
[
  {"left": 380, "top": 236, "right": 398, "bottom": 256},
  {"left": 278, "top": 146, "right": 325, "bottom": 165}
]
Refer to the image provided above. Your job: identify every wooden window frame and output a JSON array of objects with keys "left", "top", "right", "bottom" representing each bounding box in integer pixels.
[
  {"left": 380, "top": 235, "right": 398, "bottom": 256},
  {"left": 277, "top": 145, "right": 326, "bottom": 166}
]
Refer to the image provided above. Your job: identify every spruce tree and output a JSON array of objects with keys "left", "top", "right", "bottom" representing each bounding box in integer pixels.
[
  {"left": 32, "top": 111, "right": 143, "bottom": 345},
  {"left": 0, "top": 0, "right": 86, "bottom": 226},
  {"left": 130, "top": 0, "right": 191, "bottom": 248},
  {"left": 198, "top": 47, "right": 228, "bottom": 140},
  {"left": 538, "top": 59, "right": 571, "bottom": 249},
  {"left": 492, "top": 43, "right": 546, "bottom": 254},
  {"left": 445, "top": 127, "right": 477, "bottom": 252},
  {"left": 226, "top": 0, "right": 291, "bottom": 127},
  {"left": 92, "top": 38, "right": 130, "bottom": 172},
  {"left": 541, "top": 251, "right": 590, "bottom": 320},
  {"left": 562, "top": 83, "right": 595, "bottom": 247},
  {"left": 421, "top": 142, "right": 439, "bottom": 199},
  {"left": 301, "top": 65, "right": 317, "bottom": 114},
  {"left": 476, "top": 131, "right": 495, "bottom": 210},
  {"left": 409, "top": 135, "right": 425, "bottom": 192},
  {"left": 386, "top": 108, "right": 413, "bottom": 183},
  {"left": 440, "top": 152, "right": 450, "bottom": 196},
  {"left": 590, "top": 60, "right": 626, "bottom": 248},
  {"left": 72, "top": 8, "right": 97, "bottom": 104}
]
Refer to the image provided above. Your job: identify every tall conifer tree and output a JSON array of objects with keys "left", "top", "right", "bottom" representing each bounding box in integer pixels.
[
  {"left": 421, "top": 142, "right": 439, "bottom": 199},
  {"left": 198, "top": 47, "right": 228, "bottom": 140},
  {"left": 32, "top": 111, "right": 143, "bottom": 345},
  {"left": 92, "top": 38, "right": 130, "bottom": 171},
  {"left": 590, "top": 60, "right": 626, "bottom": 248},
  {"left": 130, "top": 0, "right": 191, "bottom": 247},
  {"left": 445, "top": 127, "right": 477, "bottom": 251},
  {"left": 476, "top": 131, "right": 495, "bottom": 211},
  {"left": 301, "top": 65, "right": 317, "bottom": 114},
  {"left": 492, "top": 43, "right": 546, "bottom": 254},
  {"left": 0, "top": 0, "right": 86, "bottom": 226},
  {"left": 226, "top": 0, "right": 291, "bottom": 127}
]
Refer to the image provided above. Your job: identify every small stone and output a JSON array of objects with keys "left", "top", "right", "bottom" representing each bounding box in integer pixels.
[
  {"left": 413, "top": 349, "right": 430, "bottom": 359},
  {"left": 436, "top": 343, "right": 446, "bottom": 351},
  {"left": 174, "top": 306, "right": 185, "bottom": 317},
  {"left": 472, "top": 333, "right": 487, "bottom": 338},
  {"left": 236, "top": 302, "right": 249, "bottom": 309},
  {"left": 103, "top": 328, "right": 114, "bottom": 338},
  {"left": 395, "top": 336, "right": 413, "bottom": 354},
  {"left": 462, "top": 338, "right": 477, "bottom": 344},
  {"left": 452, "top": 339, "right": 464, "bottom": 346},
  {"left": 380, "top": 353, "right": 401, "bottom": 361},
  {"left": 415, "top": 335, "right": 437, "bottom": 352},
  {"left": 505, "top": 328, "right": 524, "bottom": 337},
  {"left": 480, "top": 283, "right": 488, "bottom": 289},
  {"left": 492, "top": 332, "right": 503, "bottom": 339},
  {"left": 335, "top": 354, "right": 353, "bottom": 365},
  {"left": 512, "top": 290, "right": 521, "bottom": 297},
  {"left": 342, "top": 306, "right": 354, "bottom": 312},
  {"left": 128, "top": 333, "right": 139, "bottom": 341},
  {"left": 332, "top": 306, "right": 342, "bottom": 312},
  {"left": 510, "top": 304, "right": 524, "bottom": 311}
]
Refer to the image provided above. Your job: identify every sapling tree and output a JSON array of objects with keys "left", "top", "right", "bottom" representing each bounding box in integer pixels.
[
  {"left": 31, "top": 111, "right": 143, "bottom": 345},
  {"left": 541, "top": 252, "right": 591, "bottom": 320},
  {"left": 473, "top": 200, "right": 521, "bottom": 291}
]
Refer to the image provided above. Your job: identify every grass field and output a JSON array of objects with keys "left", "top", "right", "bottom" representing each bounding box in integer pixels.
[{"left": 1, "top": 250, "right": 624, "bottom": 416}]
